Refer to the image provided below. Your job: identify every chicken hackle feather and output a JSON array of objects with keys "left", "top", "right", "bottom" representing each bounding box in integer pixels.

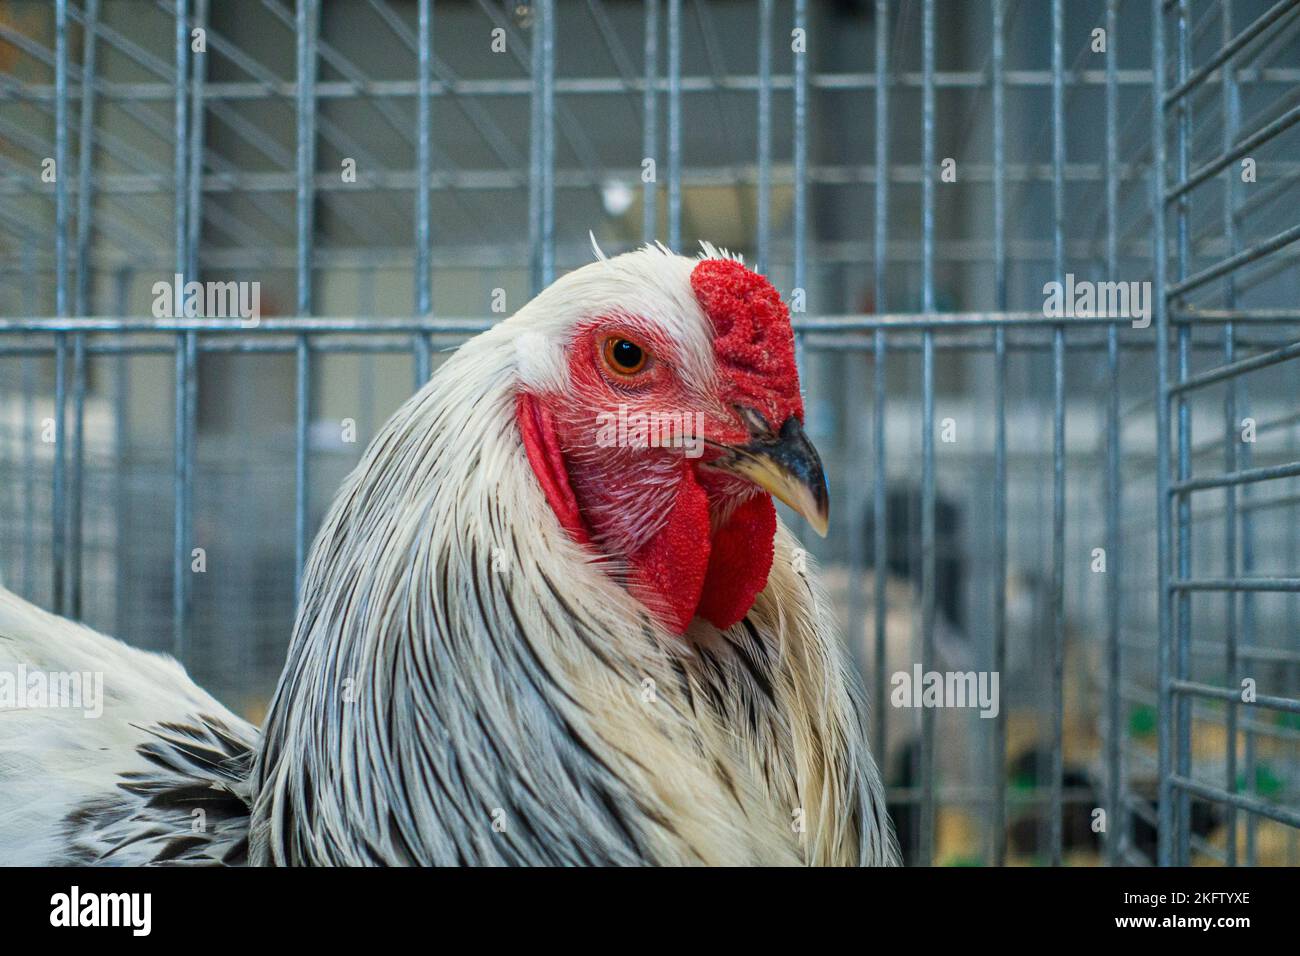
[{"left": 0, "top": 243, "right": 897, "bottom": 866}]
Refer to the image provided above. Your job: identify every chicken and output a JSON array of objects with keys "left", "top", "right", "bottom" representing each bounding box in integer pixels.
[{"left": 0, "top": 242, "right": 896, "bottom": 866}]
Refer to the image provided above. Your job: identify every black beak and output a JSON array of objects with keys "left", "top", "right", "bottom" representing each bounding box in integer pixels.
[{"left": 708, "top": 410, "right": 830, "bottom": 537}]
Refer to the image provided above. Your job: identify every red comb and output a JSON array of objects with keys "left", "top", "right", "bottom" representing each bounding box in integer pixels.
[{"left": 690, "top": 258, "right": 803, "bottom": 426}]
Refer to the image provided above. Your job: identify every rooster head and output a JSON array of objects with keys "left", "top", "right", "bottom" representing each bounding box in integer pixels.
[{"left": 512, "top": 242, "right": 827, "bottom": 636}]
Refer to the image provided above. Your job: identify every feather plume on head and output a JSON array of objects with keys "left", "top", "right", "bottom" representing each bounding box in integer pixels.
[{"left": 250, "top": 243, "right": 897, "bottom": 866}]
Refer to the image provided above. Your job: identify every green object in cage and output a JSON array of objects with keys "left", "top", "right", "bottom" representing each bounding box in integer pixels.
[
  {"left": 1011, "top": 770, "right": 1037, "bottom": 792},
  {"left": 1128, "top": 705, "right": 1157, "bottom": 738},
  {"left": 1236, "top": 764, "right": 1283, "bottom": 797},
  {"left": 1277, "top": 711, "right": 1300, "bottom": 732}
]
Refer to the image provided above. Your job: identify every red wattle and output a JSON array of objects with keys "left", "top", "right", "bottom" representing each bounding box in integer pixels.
[
  {"left": 516, "top": 394, "right": 591, "bottom": 545},
  {"left": 696, "top": 493, "right": 777, "bottom": 629},
  {"left": 625, "top": 462, "right": 712, "bottom": 635}
]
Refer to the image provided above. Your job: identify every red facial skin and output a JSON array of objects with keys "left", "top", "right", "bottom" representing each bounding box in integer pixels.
[{"left": 517, "top": 259, "right": 803, "bottom": 635}]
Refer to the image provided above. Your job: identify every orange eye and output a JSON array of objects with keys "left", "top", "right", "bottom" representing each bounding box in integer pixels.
[{"left": 602, "top": 337, "right": 648, "bottom": 376}]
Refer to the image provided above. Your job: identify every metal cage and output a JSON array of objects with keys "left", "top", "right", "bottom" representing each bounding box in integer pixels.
[{"left": 1, "top": 0, "right": 1299, "bottom": 866}]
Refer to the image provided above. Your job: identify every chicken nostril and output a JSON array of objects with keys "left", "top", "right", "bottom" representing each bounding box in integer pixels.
[{"left": 734, "top": 405, "right": 772, "bottom": 437}]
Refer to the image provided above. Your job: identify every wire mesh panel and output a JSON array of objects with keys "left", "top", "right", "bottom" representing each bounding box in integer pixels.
[
  {"left": 1152, "top": 0, "right": 1300, "bottom": 867},
  {"left": 0, "top": 0, "right": 1298, "bottom": 866}
]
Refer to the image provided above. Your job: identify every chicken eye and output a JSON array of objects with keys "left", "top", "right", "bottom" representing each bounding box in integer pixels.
[{"left": 602, "top": 337, "right": 648, "bottom": 376}]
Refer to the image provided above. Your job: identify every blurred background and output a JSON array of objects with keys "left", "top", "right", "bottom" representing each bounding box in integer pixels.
[{"left": 1, "top": 0, "right": 1299, "bottom": 865}]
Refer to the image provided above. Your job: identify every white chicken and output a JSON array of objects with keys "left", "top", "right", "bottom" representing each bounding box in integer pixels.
[{"left": 0, "top": 243, "right": 896, "bottom": 866}]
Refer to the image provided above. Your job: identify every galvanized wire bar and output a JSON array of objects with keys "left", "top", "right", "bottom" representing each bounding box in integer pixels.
[
  {"left": 49, "top": 0, "right": 70, "bottom": 615},
  {"left": 19, "top": 65, "right": 1300, "bottom": 105},
  {"left": 74, "top": 0, "right": 99, "bottom": 320},
  {"left": 12, "top": 328, "right": 1250, "bottom": 358},
  {"left": 0, "top": 312, "right": 1153, "bottom": 335},
  {"left": 990, "top": 0, "right": 1008, "bottom": 868},
  {"left": 66, "top": 0, "right": 97, "bottom": 621},
  {"left": 528, "top": 3, "right": 543, "bottom": 294},
  {"left": 1173, "top": 0, "right": 1193, "bottom": 869},
  {"left": 541, "top": 0, "right": 555, "bottom": 287},
  {"left": 785, "top": 0, "right": 806, "bottom": 385},
  {"left": 1172, "top": 679, "right": 1300, "bottom": 713},
  {"left": 756, "top": 0, "right": 772, "bottom": 274},
  {"left": 414, "top": 335, "right": 432, "bottom": 387},
  {"left": 1125, "top": 639, "right": 1300, "bottom": 666},
  {"left": 1172, "top": 460, "right": 1300, "bottom": 493},
  {"left": 19, "top": 393, "right": 35, "bottom": 593},
  {"left": 1166, "top": 102, "right": 1300, "bottom": 204},
  {"left": 642, "top": 0, "right": 658, "bottom": 243},
  {"left": 171, "top": 331, "right": 188, "bottom": 660},
  {"left": 171, "top": 0, "right": 191, "bottom": 660},
  {"left": 1171, "top": 576, "right": 1300, "bottom": 591},
  {"left": 294, "top": 0, "right": 319, "bottom": 596},
  {"left": 19, "top": 246, "right": 37, "bottom": 602},
  {"left": 414, "top": 0, "right": 433, "bottom": 387},
  {"left": 1151, "top": 0, "right": 1175, "bottom": 869},
  {"left": 1239, "top": 487, "right": 1300, "bottom": 512},
  {"left": 1168, "top": 223, "right": 1300, "bottom": 298},
  {"left": 23, "top": 228, "right": 1295, "bottom": 274},
  {"left": 1, "top": 356, "right": 15, "bottom": 596},
  {"left": 792, "top": 0, "right": 807, "bottom": 375},
  {"left": 918, "top": 0, "right": 937, "bottom": 867},
  {"left": 1194, "top": 410, "right": 1300, "bottom": 453},
  {"left": 1221, "top": 0, "right": 1241, "bottom": 865},
  {"left": 666, "top": 0, "right": 681, "bottom": 250},
  {"left": 187, "top": 0, "right": 207, "bottom": 281},
  {"left": 51, "top": 331, "right": 67, "bottom": 611},
  {"left": 13, "top": 152, "right": 1295, "bottom": 201},
  {"left": 415, "top": 0, "right": 432, "bottom": 320},
  {"left": 1242, "top": 410, "right": 1259, "bottom": 865},
  {"left": 111, "top": 268, "right": 131, "bottom": 639},
  {"left": 1049, "top": 0, "right": 1066, "bottom": 868},
  {"left": 1, "top": 337, "right": 478, "bottom": 357},
  {"left": 1177, "top": 307, "right": 1300, "bottom": 323},
  {"left": 795, "top": 312, "right": 1129, "bottom": 330},
  {"left": 1171, "top": 776, "right": 1300, "bottom": 831},
  {"left": 527, "top": 0, "right": 556, "bottom": 289},
  {"left": 181, "top": 0, "right": 206, "bottom": 662},
  {"left": 68, "top": 330, "right": 85, "bottom": 619},
  {"left": 53, "top": 0, "right": 69, "bottom": 324},
  {"left": 870, "top": 0, "right": 888, "bottom": 790},
  {"left": 1103, "top": 0, "right": 1123, "bottom": 868},
  {"left": 0, "top": 317, "right": 496, "bottom": 333},
  {"left": 1168, "top": 340, "right": 1300, "bottom": 394}
]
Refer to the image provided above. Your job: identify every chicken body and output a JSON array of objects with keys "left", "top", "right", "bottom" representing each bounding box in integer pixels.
[{"left": 0, "top": 244, "right": 896, "bottom": 866}]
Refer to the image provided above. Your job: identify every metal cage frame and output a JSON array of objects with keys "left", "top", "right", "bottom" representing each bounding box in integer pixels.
[{"left": 2, "top": 0, "right": 1300, "bottom": 866}]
